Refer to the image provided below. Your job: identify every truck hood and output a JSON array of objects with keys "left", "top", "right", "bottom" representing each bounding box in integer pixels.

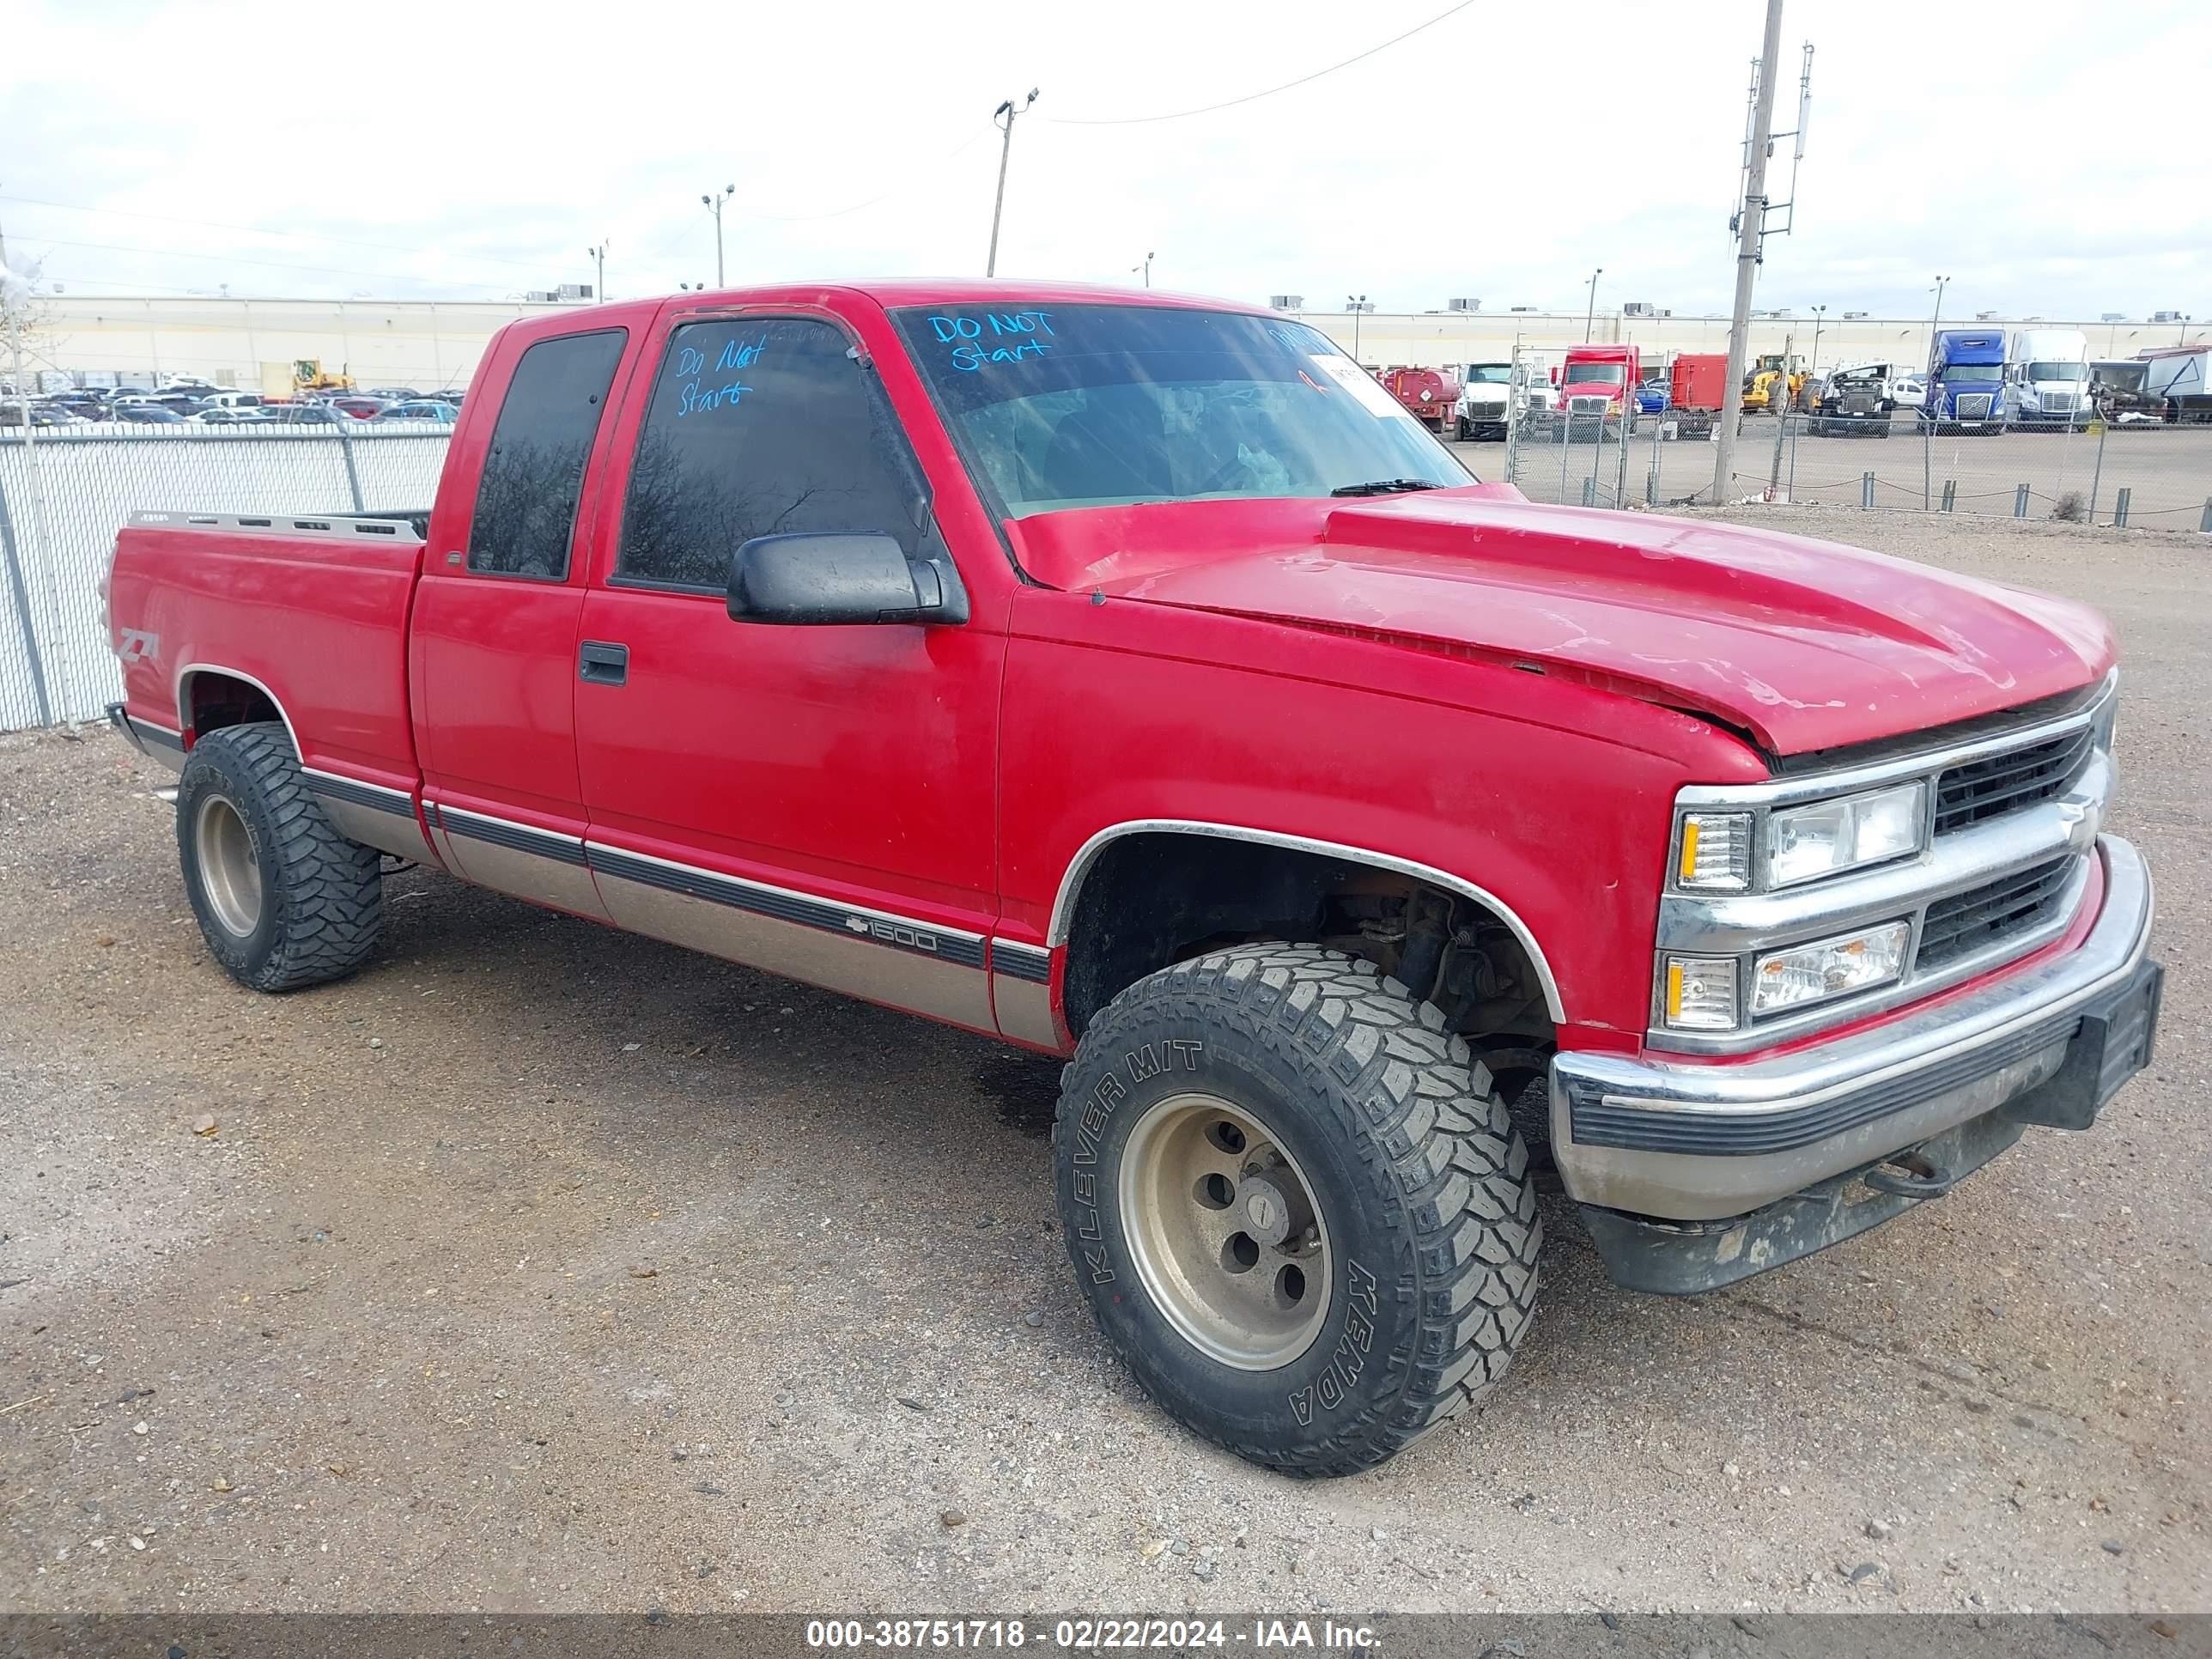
[{"left": 1010, "top": 489, "right": 2115, "bottom": 756}]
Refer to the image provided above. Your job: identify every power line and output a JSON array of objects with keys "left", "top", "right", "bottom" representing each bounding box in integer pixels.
[{"left": 1043, "top": 0, "right": 1476, "bottom": 125}]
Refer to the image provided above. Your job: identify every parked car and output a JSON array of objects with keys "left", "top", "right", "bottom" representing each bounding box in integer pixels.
[
  {"left": 372, "top": 400, "right": 459, "bottom": 424},
  {"left": 328, "top": 397, "right": 390, "bottom": 420},
  {"left": 192, "top": 406, "right": 278, "bottom": 425},
  {"left": 0, "top": 402, "right": 87, "bottom": 428},
  {"left": 1890, "top": 374, "right": 1926, "bottom": 410},
  {"left": 105, "top": 281, "right": 2160, "bottom": 1480},
  {"left": 266, "top": 404, "right": 349, "bottom": 425},
  {"left": 1633, "top": 380, "right": 1670, "bottom": 415},
  {"left": 366, "top": 386, "right": 423, "bottom": 403},
  {"left": 109, "top": 403, "right": 191, "bottom": 423}
]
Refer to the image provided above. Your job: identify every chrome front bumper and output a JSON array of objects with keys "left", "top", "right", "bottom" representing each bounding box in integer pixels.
[{"left": 1552, "top": 835, "right": 2154, "bottom": 1220}]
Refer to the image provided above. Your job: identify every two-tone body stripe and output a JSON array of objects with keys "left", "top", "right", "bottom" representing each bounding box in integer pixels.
[
  {"left": 586, "top": 841, "right": 988, "bottom": 969},
  {"left": 991, "top": 940, "right": 1054, "bottom": 983},
  {"left": 431, "top": 801, "right": 589, "bottom": 866},
  {"left": 302, "top": 769, "right": 414, "bottom": 817}
]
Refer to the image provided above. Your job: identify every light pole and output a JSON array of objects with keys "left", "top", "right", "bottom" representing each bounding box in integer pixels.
[
  {"left": 2180, "top": 313, "right": 2192, "bottom": 345},
  {"left": 1809, "top": 303, "right": 1826, "bottom": 375},
  {"left": 1584, "top": 266, "right": 1603, "bottom": 343},
  {"left": 1929, "top": 274, "right": 1949, "bottom": 358},
  {"left": 986, "top": 88, "right": 1039, "bottom": 277},
  {"left": 586, "top": 240, "right": 609, "bottom": 301},
  {"left": 702, "top": 185, "right": 734, "bottom": 288},
  {"left": 1346, "top": 295, "right": 1370, "bottom": 361},
  {"left": 1131, "top": 252, "right": 1153, "bottom": 289}
]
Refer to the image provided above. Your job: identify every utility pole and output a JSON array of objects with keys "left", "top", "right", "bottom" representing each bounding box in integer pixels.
[
  {"left": 1929, "top": 273, "right": 1949, "bottom": 359},
  {"left": 987, "top": 89, "right": 1039, "bottom": 277},
  {"left": 587, "top": 240, "right": 609, "bottom": 301},
  {"left": 702, "top": 186, "right": 733, "bottom": 288},
  {"left": 1711, "top": 0, "right": 1788, "bottom": 505},
  {"left": 1584, "top": 267, "right": 1603, "bottom": 343}
]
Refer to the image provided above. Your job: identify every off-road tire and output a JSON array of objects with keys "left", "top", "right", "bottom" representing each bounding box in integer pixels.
[
  {"left": 176, "top": 721, "right": 383, "bottom": 992},
  {"left": 1053, "top": 944, "right": 1542, "bottom": 1477}
]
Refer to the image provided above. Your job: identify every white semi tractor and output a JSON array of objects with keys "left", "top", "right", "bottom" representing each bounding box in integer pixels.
[{"left": 2002, "top": 328, "right": 2093, "bottom": 429}]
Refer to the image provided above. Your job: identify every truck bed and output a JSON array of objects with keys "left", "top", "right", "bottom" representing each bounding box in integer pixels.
[{"left": 107, "top": 511, "right": 428, "bottom": 792}]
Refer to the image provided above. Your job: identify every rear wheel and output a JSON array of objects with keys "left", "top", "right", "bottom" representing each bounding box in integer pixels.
[
  {"left": 1054, "top": 944, "right": 1541, "bottom": 1477},
  {"left": 177, "top": 722, "right": 384, "bottom": 992}
]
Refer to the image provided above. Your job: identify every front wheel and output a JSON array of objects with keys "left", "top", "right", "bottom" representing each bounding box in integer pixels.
[{"left": 1054, "top": 945, "right": 1541, "bottom": 1477}]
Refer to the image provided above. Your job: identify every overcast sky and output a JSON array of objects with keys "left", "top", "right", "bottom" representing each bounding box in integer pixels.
[{"left": 4, "top": 0, "right": 2204, "bottom": 319}]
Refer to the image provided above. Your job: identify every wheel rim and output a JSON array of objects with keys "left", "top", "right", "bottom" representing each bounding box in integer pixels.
[
  {"left": 194, "top": 793, "right": 264, "bottom": 938},
  {"left": 1119, "top": 1091, "right": 1333, "bottom": 1370}
]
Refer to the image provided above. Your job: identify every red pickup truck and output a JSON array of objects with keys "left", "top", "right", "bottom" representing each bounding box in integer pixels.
[{"left": 105, "top": 282, "right": 2160, "bottom": 1478}]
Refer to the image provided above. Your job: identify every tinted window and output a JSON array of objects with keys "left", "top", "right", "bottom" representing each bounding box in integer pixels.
[
  {"left": 617, "top": 317, "right": 925, "bottom": 590},
  {"left": 466, "top": 328, "right": 628, "bottom": 579}
]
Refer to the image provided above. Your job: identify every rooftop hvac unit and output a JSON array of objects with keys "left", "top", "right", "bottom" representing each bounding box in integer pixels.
[
  {"left": 1268, "top": 294, "right": 1305, "bottom": 311},
  {"left": 1975, "top": 311, "right": 1998, "bottom": 320},
  {"left": 524, "top": 289, "right": 560, "bottom": 302},
  {"left": 1622, "top": 301, "right": 1669, "bottom": 318},
  {"left": 2101, "top": 312, "right": 2126, "bottom": 323},
  {"left": 1842, "top": 310, "right": 1867, "bottom": 319},
  {"left": 1446, "top": 297, "right": 1481, "bottom": 313},
  {"left": 2151, "top": 309, "right": 2184, "bottom": 323},
  {"left": 556, "top": 283, "right": 594, "bottom": 301}
]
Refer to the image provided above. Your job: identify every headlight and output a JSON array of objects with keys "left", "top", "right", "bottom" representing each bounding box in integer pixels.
[
  {"left": 1750, "top": 921, "right": 1911, "bottom": 1018},
  {"left": 1768, "top": 782, "right": 1926, "bottom": 888}
]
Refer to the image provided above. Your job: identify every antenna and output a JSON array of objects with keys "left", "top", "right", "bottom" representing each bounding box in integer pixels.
[{"left": 1763, "top": 42, "right": 1816, "bottom": 239}]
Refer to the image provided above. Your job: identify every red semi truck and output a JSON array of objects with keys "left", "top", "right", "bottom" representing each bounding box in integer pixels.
[
  {"left": 106, "top": 281, "right": 2160, "bottom": 1478},
  {"left": 1557, "top": 343, "right": 1641, "bottom": 429},
  {"left": 1666, "top": 351, "right": 1731, "bottom": 437}
]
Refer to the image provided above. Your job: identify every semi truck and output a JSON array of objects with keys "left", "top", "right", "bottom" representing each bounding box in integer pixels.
[
  {"left": 103, "top": 278, "right": 2160, "bottom": 1480},
  {"left": 1662, "top": 352, "right": 1729, "bottom": 437},
  {"left": 2136, "top": 346, "right": 2211, "bottom": 422},
  {"left": 2002, "top": 328, "right": 2093, "bottom": 429},
  {"left": 1452, "top": 362, "right": 1513, "bottom": 441},
  {"left": 1925, "top": 329, "right": 2007, "bottom": 432},
  {"left": 1556, "top": 344, "right": 1640, "bottom": 432}
]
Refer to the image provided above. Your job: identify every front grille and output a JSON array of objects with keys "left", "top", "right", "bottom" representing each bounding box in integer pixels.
[
  {"left": 2045, "top": 392, "right": 2077, "bottom": 413},
  {"left": 1916, "top": 854, "right": 2076, "bottom": 969},
  {"left": 1954, "top": 392, "right": 1994, "bottom": 419},
  {"left": 1935, "top": 726, "right": 2094, "bottom": 834}
]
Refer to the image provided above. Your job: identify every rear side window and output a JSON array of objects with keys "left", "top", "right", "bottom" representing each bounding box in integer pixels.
[
  {"left": 616, "top": 317, "right": 925, "bottom": 590},
  {"left": 466, "top": 328, "right": 628, "bottom": 579}
]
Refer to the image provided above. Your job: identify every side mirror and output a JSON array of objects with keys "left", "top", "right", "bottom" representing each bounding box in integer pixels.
[{"left": 726, "top": 532, "right": 963, "bottom": 626}]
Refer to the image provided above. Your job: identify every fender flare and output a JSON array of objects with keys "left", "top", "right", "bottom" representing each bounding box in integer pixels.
[
  {"left": 173, "top": 662, "right": 303, "bottom": 757},
  {"left": 1045, "top": 818, "right": 1567, "bottom": 1024}
]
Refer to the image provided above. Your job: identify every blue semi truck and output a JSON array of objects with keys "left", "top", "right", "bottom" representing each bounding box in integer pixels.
[{"left": 1925, "top": 328, "right": 2007, "bottom": 432}]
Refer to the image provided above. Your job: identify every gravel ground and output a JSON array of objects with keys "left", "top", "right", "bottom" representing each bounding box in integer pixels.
[{"left": 0, "top": 507, "right": 2205, "bottom": 1617}]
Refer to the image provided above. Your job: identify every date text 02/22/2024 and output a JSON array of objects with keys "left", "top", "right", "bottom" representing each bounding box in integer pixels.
[
  {"left": 928, "top": 310, "right": 1056, "bottom": 372},
  {"left": 802, "top": 1617, "right": 1379, "bottom": 1650}
]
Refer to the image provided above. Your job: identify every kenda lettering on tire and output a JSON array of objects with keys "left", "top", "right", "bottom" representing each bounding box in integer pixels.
[
  {"left": 1068, "top": 1038, "right": 1206, "bottom": 1286},
  {"left": 1288, "top": 1257, "right": 1378, "bottom": 1425}
]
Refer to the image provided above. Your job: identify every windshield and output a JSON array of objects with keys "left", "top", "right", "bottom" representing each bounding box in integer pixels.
[
  {"left": 1463, "top": 364, "right": 1512, "bottom": 384},
  {"left": 893, "top": 305, "right": 1466, "bottom": 517},
  {"left": 2027, "top": 362, "right": 2088, "bottom": 383},
  {"left": 1562, "top": 362, "right": 1626, "bottom": 385},
  {"left": 1937, "top": 362, "right": 2002, "bottom": 381}
]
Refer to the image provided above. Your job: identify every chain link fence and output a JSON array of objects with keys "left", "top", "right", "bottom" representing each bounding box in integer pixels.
[
  {"left": 1486, "top": 356, "right": 2212, "bottom": 530},
  {"left": 0, "top": 424, "right": 448, "bottom": 731}
]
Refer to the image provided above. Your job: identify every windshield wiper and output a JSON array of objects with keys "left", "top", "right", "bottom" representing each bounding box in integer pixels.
[{"left": 1328, "top": 478, "right": 1444, "bottom": 497}]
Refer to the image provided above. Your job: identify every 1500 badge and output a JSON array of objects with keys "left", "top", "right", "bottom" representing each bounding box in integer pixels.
[{"left": 846, "top": 915, "right": 939, "bottom": 953}]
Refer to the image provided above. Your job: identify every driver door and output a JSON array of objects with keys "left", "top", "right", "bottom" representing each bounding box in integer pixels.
[{"left": 572, "top": 306, "right": 1005, "bottom": 1031}]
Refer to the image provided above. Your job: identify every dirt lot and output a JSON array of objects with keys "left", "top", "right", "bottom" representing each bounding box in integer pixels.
[{"left": 1, "top": 507, "right": 2206, "bottom": 1617}]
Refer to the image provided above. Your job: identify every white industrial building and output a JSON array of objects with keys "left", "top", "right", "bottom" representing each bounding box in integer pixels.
[{"left": 15, "top": 292, "right": 2206, "bottom": 392}]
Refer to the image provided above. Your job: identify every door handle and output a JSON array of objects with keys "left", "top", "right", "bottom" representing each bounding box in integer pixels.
[{"left": 579, "top": 641, "right": 629, "bottom": 686}]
